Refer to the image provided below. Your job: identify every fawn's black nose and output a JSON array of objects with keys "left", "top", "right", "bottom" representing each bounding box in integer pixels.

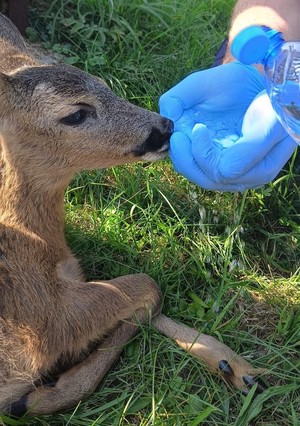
[
  {"left": 161, "top": 117, "right": 174, "bottom": 134},
  {"left": 133, "top": 117, "right": 174, "bottom": 156}
]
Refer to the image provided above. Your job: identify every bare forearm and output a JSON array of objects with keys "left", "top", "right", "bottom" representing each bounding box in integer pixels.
[{"left": 224, "top": 0, "right": 300, "bottom": 63}]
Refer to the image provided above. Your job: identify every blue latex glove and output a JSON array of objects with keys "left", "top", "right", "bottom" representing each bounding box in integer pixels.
[{"left": 159, "top": 63, "right": 297, "bottom": 191}]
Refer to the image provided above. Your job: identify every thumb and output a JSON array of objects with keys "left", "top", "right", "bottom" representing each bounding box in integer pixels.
[{"left": 220, "top": 91, "right": 291, "bottom": 180}]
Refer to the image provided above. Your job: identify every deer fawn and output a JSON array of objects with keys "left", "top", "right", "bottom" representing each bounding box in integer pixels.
[{"left": 0, "top": 13, "right": 266, "bottom": 417}]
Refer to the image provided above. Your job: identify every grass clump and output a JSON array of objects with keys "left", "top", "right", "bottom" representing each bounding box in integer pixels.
[
  {"left": 2, "top": 0, "right": 299, "bottom": 425},
  {"left": 29, "top": 0, "right": 232, "bottom": 104}
]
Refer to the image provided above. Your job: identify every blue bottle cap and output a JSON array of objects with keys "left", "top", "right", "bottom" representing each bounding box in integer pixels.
[{"left": 231, "top": 26, "right": 270, "bottom": 64}]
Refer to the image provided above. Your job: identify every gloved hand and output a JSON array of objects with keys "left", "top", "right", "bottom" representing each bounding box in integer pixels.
[{"left": 159, "top": 63, "right": 297, "bottom": 191}]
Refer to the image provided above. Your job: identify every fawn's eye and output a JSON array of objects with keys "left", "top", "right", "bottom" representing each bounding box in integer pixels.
[{"left": 60, "top": 109, "right": 88, "bottom": 126}]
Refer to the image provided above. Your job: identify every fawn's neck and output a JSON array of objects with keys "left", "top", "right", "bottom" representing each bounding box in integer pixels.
[{"left": 0, "top": 139, "right": 71, "bottom": 246}]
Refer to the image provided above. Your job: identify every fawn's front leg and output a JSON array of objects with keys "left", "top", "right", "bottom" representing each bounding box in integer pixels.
[
  {"left": 9, "top": 273, "right": 161, "bottom": 417},
  {"left": 12, "top": 321, "right": 141, "bottom": 416},
  {"left": 153, "top": 314, "right": 267, "bottom": 394}
]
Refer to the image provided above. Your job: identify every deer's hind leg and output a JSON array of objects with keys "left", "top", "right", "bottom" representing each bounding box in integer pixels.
[{"left": 10, "top": 273, "right": 161, "bottom": 417}]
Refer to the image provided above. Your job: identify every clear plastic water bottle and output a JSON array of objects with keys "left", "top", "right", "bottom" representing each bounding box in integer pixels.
[{"left": 231, "top": 25, "right": 300, "bottom": 144}]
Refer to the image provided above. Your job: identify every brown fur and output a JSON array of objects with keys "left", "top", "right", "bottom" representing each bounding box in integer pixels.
[{"left": 0, "top": 13, "right": 265, "bottom": 417}]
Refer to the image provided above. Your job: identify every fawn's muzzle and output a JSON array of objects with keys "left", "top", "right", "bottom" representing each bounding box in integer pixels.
[{"left": 133, "top": 117, "right": 173, "bottom": 156}]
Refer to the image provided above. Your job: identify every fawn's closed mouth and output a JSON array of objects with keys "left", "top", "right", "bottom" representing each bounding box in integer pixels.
[{"left": 157, "top": 142, "right": 170, "bottom": 153}]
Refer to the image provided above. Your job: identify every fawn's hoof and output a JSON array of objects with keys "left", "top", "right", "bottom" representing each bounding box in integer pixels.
[
  {"left": 218, "top": 359, "right": 267, "bottom": 395},
  {"left": 242, "top": 374, "right": 268, "bottom": 395}
]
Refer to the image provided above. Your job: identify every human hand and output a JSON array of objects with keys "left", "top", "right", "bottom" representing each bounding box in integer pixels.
[
  {"left": 169, "top": 91, "right": 297, "bottom": 191},
  {"left": 159, "top": 62, "right": 265, "bottom": 138}
]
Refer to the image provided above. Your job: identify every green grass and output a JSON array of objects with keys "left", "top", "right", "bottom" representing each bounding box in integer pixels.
[{"left": 2, "top": 0, "right": 300, "bottom": 425}]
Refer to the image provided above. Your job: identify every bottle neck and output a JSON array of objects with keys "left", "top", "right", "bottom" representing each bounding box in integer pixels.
[{"left": 261, "top": 26, "right": 284, "bottom": 63}]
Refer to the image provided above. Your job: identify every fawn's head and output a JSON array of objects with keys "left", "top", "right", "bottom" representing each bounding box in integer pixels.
[{"left": 0, "top": 64, "right": 172, "bottom": 188}]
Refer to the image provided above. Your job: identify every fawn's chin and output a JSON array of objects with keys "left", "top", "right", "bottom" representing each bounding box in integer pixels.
[
  {"left": 141, "top": 149, "right": 169, "bottom": 162},
  {"left": 141, "top": 141, "right": 170, "bottom": 161}
]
